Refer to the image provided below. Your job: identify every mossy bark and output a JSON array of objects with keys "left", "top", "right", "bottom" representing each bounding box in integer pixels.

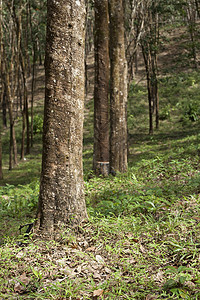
[{"left": 36, "top": 0, "right": 88, "bottom": 237}]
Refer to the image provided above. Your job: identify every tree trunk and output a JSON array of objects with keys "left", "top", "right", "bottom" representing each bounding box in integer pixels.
[
  {"left": 142, "top": 45, "right": 154, "bottom": 135},
  {"left": 36, "top": 0, "right": 88, "bottom": 237},
  {"left": 21, "top": 107, "right": 26, "bottom": 160},
  {"left": 2, "top": 56, "right": 18, "bottom": 169},
  {"left": 0, "top": 0, "right": 3, "bottom": 179},
  {"left": 0, "top": 131, "right": 2, "bottom": 179},
  {"left": 2, "top": 91, "right": 7, "bottom": 128},
  {"left": 93, "top": 0, "right": 110, "bottom": 176},
  {"left": 109, "top": 0, "right": 128, "bottom": 173}
]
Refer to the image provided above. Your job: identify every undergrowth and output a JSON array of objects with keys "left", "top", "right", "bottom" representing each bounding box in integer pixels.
[{"left": 1, "top": 43, "right": 200, "bottom": 300}]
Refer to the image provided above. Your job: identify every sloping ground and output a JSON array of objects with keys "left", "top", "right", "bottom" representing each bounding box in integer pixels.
[{"left": 0, "top": 23, "right": 200, "bottom": 300}]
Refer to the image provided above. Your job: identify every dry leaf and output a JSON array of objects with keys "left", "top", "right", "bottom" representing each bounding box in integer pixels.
[
  {"left": 140, "top": 244, "right": 146, "bottom": 253},
  {"left": 14, "top": 282, "right": 25, "bottom": 294},
  {"left": 93, "top": 272, "right": 101, "bottom": 280},
  {"left": 62, "top": 267, "right": 77, "bottom": 278},
  {"left": 86, "top": 246, "right": 96, "bottom": 252},
  {"left": 96, "top": 255, "right": 104, "bottom": 264},
  {"left": 128, "top": 258, "right": 136, "bottom": 264},
  {"left": 185, "top": 280, "right": 196, "bottom": 288},
  {"left": 16, "top": 251, "right": 24, "bottom": 259},
  {"left": 20, "top": 272, "right": 30, "bottom": 285},
  {"left": 79, "top": 240, "right": 89, "bottom": 248},
  {"left": 14, "top": 272, "right": 30, "bottom": 293},
  {"left": 154, "top": 271, "right": 164, "bottom": 282},
  {"left": 70, "top": 242, "right": 79, "bottom": 249},
  {"left": 93, "top": 289, "right": 104, "bottom": 297},
  {"left": 123, "top": 248, "right": 131, "bottom": 254},
  {"left": 104, "top": 267, "right": 111, "bottom": 273}
]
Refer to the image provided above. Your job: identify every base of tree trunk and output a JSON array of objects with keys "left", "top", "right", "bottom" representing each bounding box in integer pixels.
[{"left": 96, "top": 161, "right": 110, "bottom": 176}]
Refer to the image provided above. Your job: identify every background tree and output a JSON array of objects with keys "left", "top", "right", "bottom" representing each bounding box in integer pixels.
[
  {"left": 140, "top": 1, "right": 160, "bottom": 134},
  {"left": 0, "top": 0, "right": 3, "bottom": 179},
  {"left": 93, "top": 0, "right": 110, "bottom": 176},
  {"left": 109, "top": 0, "right": 128, "bottom": 173},
  {"left": 36, "top": 0, "right": 88, "bottom": 237}
]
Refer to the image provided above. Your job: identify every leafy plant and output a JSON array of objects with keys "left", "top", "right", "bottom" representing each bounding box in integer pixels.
[
  {"left": 33, "top": 115, "right": 43, "bottom": 134},
  {"left": 163, "top": 266, "right": 193, "bottom": 298}
]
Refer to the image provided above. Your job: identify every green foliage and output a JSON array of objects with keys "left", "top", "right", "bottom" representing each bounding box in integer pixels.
[
  {"left": 33, "top": 115, "right": 43, "bottom": 134},
  {"left": 1, "top": 16, "right": 200, "bottom": 299},
  {"left": 182, "top": 102, "right": 200, "bottom": 122},
  {"left": 159, "top": 104, "right": 172, "bottom": 120},
  {"left": 0, "top": 181, "right": 39, "bottom": 218}
]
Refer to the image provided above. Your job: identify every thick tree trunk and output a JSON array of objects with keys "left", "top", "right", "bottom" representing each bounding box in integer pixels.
[
  {"left": 109, "top": 0, "right": 128, "bottom": 173},
  {"left": 36, "top": 0, "right": 88, "bottom": 237},
  {"left": 93, "top": 0, "right": 110, "bottom": 176}
]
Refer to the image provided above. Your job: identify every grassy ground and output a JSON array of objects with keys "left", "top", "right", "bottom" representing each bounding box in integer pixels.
[{"left": 0, "top": 29, "right": 200, "bottom": 299}]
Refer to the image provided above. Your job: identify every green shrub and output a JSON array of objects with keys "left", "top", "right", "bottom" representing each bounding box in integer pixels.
[{"left": 33, "top": 115, "right": 43, "bottom": 134}]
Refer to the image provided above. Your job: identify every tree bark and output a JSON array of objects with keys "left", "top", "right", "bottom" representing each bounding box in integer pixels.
[
  {"left": 109, "top": 0, "right": 128, "bottom": 173},
  {"left": 142, "top": 44, "right": 154, "bottom": 135},
  {"left": 36, "top": 0, "right": 88, "bottom": 237},
  {"left": 0, "top": 0, "right": 3, "bottom": 179},
  {"left": 93, "top": 0, "right": 110, "bottom": 176}
]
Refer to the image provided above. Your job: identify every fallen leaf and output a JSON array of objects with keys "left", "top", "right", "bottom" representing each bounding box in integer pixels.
[
  {"left": 104, "top": 267, "right": 111, "bottom": 273},
  {"left": 16, "top": 251, "right": 24, "bottom": 259},
  {"left": 123, "top": 248, "right": 131, "bottom": 254},
  {"left": 79, "top": 240, "right": 89, "bottom": 248},
  {"left": 93, "top": 289, "right": 104, "bottom": 297},
  {"left": 140, "top": 244, "right": 146, "bottom": 253},
  {"left": 185, "top": 280, "right": 196, "bottom": 288},
  {"left": 128, "top": 258, "right": 136, "bottom": 264},
  {"left": 154, "top": 271, "right": 164, "bottom": 282},
  {"left": 14, "top": 272, "right": 30, "bottom": 294},
  {"left": 96, "top": 255, "right": 104, "bottom": 264},
  {"left": 86, "top": 246, "right": 96, "bottom": 252},
  {"left": 70, "top": 242, "right": 79, "bottom": 249},
  {"left": 93, "top": 272, "right": 101, "bottom": 280},
  {"left": 14, "top": 282, "right": 24, "bottom": 294}
]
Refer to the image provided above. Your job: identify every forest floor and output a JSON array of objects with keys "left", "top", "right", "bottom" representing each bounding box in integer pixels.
[{"left": 0, "top": 24, "right": 200, "bottom": 299}]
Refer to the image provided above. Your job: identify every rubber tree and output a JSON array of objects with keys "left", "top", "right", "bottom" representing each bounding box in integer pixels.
[
  {"left": 36, "top": 0, "right": 88, "bottom": 237},
  {"left": 93, "top": 0, "right": 110, "bottom": 176},
  {"left": 109, "top": 0, "right": 128, "bottom": 173}
]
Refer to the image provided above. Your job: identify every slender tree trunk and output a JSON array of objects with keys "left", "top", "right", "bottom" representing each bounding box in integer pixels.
[
  {"left": 2, "top": 91, "right": 7, "bottom": 128},
  {"left": 0, "top": 0, "right": 3, "bottom": 179},
  {"left": 142, "top": 46, "right": 154, "bottom": 135},
  {"left": 25, "top": 87, "right": 30, "bottom": 154},
  {"left": 19, "top": 51, "right": 30, "bottom": 155},
  {"left": 93, "top": 0, "right": 110, "bottom": 176},
  {"left": 29, "top": 0, "right": 37, "bottom": 148},
  {"left": 0, "top": 132, "right": 2, "bottom": 179},
  {"left": 109, "top": 0, "right": 128, "bottom": 174},
  {"left": 36, "top": 0, "right": 88, "bottom": 237},
  {"left": 31, "top": 49, "right": 36, "bottom": 147},
  {"left": 186, "top": 1, "right": 198, "bottom": 69},
  {"left": 21, "top": 106, "right": 26, "bottom": 160},
  {"left": 2, "top": 47, "right": 18, "bottom": 169}
]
